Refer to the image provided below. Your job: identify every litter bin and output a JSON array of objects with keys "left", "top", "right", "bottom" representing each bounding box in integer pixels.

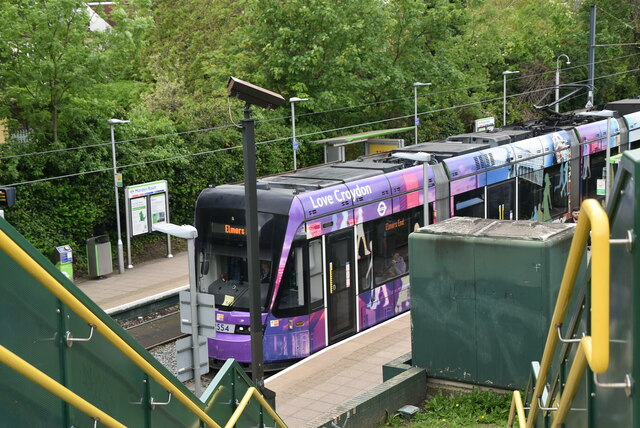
[
  {"left": 86, "top": 235, "right": 113, "bottom": 278},
  {"left": 53, "top": 245, "right": 73, "bottom": 280}
]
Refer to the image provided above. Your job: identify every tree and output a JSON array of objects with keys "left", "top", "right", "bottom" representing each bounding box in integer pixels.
[{"left": 0, "top": 0, "right": 151, "bottom": 143}]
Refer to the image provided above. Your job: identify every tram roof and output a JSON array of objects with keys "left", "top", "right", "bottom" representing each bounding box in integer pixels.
[
  {"left": 312, "top": 126, "right": 416, "bottom": 146},
  {"left": 261, "top": 160, "right": 403, "bottom": 190},
  {"left": 393, "top": 142, "right": 490, "bottom": 161}
]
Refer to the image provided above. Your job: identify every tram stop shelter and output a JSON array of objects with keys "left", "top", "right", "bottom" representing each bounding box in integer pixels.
[{"left": 313, "top": 126, "right": 415, "bottom": 163}]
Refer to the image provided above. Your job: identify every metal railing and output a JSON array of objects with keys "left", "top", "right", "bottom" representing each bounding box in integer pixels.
[
  {"left": 0, "top": 227, "right": 287, "bottom": 427},
  {"left": 225, "top": 387, "right": 287, "bottom": 428},
  {"left": 0, "top": 345, "right": 126, "bottom": 428},
  {"left": 508, "top": 199, "right": 610, "bottom": 428},
  {"left": 0, "top": 229, "right": 222, "bottom": 427}
]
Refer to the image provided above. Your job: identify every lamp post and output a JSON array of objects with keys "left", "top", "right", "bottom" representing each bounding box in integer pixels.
[
  {"left": 502, "top": 70, "right": 519, "bottom": 126},
  {"left": 555, "top": 55, "right": 570, "bottom": 113},
  {"left": 108, "top": 118, "right": 130, "bottom": 275},
  {"left": 413, "top": 82, "right": 431, "bottom": 145},
  {"left": 290, "top": 97, "right": 308, "bottom": 170}
]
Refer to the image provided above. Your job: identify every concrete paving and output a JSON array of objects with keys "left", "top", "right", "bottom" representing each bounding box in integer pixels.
[
  {"left": 266, "top": 313, "right": 411, "bottom": 428},
  {"left": 73, "top": 250, "right": 412, "bottom": 427},
  {"left": 74, "top": 251, "right": 189, "bottom": 313}
]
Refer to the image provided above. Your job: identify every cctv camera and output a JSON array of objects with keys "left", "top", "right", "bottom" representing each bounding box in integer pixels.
[{"left": 227, "top": 77, "right": 285, "bottom": 110}]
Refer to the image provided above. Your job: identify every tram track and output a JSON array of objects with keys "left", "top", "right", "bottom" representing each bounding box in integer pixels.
[{"left": 124, "top": 310, "right": 188, "bottom": 350}]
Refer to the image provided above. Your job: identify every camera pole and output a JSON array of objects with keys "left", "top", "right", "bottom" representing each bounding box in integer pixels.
[{"left": 241, "top": 103, "right": 265, "bottom": 392}]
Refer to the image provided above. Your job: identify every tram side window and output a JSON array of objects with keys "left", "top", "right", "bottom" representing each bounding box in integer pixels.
[
  {"left": 453, "top": 188, "right": 485, "bottom": 218},
  {"left": 367, "top": 208, "right": 420, "bottom": 287},
  {"left": 309, "top": 239, "right": 323, "bottom": 309},
  {"left": 487, "top": 179, "right": 515, "bottom": 220},
  {"left": 274, "top": 245, "right": 306, "bottom": 315},
  {"left": 356, "top": 222, "right": 374, "bottom": 291},
  {"left": 582, "top": 151, "right": 607, "bottom": 201},
  {"left": 546, "top": 164, "right": 569, "bottom": 219},
  {"left": 518, "top": 174, "right": 544, "bottom": 220}
]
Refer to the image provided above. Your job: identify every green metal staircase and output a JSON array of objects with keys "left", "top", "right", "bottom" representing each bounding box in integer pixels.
[
  {"left": 0, "top": 216, "right": 286, "bottom": 427},
  {"left": 509, "top": 149, "right": 640, "bottom": 427}
]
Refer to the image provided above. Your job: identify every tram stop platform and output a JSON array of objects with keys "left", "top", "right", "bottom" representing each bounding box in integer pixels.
[
  {"left": 73, "top": 252, "right": 413, "bottom": 428},
  {"left": 74, "top": 252, "right": 189, "bottom": 314}
]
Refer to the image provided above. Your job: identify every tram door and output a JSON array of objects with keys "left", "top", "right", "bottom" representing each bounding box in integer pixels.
[
  {"left": 487, "top": 180, "right": 515, "bottom": 220},
  {"left": 325, "top": 229, "right": 356, "bottom": 344}
]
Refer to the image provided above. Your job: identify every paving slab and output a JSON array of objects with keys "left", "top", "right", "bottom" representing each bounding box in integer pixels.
[{"left": 266, "top": 313, "right": 411, "bottom": 428}]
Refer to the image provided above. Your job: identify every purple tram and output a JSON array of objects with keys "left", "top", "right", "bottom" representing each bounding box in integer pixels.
[{"left": 195, "top": 100, "right": 640, "bottom": 369}]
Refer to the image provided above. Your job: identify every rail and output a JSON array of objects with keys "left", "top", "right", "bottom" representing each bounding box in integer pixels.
[
  {"left": 0, "top": 229, "right": 221, "bottom": 428},
  {"left": 508, "top": 199, "right": 610, "bottom": 428},
  {"left": 0, "top": 345, "right": 125, "bottom": 428}
]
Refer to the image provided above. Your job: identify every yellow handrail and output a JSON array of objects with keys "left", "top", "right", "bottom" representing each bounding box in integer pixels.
[
  {"left": 0, "top": 345, "right": 126, "bottom": 428},
  {"left": 508, "top": 199, "right": 610, "bottom": 428},
  {"left": 0, "top": 230, "right": 221, "bottom": 428},
  {"left": 224, "top": 387, "right": 288, "bottom": 428},
  {"left": 507, "top": 390, "right": 526, "bottom": 428}
]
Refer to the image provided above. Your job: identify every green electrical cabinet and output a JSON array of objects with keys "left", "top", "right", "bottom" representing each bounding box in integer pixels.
[{"left": 409, "top": 217, "right": 575, "bottom": 388}]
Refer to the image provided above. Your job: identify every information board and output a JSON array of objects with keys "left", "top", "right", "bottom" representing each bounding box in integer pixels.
[{"left": 125, "top": 180, "right": 168, "bottom": 237}]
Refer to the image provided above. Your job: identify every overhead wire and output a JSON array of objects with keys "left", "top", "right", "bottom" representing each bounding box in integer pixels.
[
  {"left": 1, "top": 52, "right": 638, "bottom": 163},
  {"left": 596, "top": 5, "right": 640, "bottom": 34},
  {"left": 0, "top": 123, "right": 238, "bottom": 161},
  {"left": 2, "top": 65, "right": 638, "bottom": 187}
]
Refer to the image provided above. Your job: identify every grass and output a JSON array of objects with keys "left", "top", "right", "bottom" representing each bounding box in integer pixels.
[{"left": 382, "top": 388, "right": 513, "bottom": 428}]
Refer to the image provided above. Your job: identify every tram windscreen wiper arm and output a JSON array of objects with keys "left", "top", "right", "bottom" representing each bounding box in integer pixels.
[{"left": 227, "top": 284, "right": 249, "bottom": 309}]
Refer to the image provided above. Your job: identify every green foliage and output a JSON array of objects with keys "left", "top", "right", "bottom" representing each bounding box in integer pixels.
[
  {"left": 383, "top": 388, "right": 513, "bottom": 428},
  {"left": 2, "top": 0, "right": 640, "bottom": 274}
]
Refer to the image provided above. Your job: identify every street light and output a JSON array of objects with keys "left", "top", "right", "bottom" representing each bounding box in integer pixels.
[
  {"left": 555, "top": 55, "right": 571, "bottom": 113},
  {"left": 391, "top": 151, "right": 432, "bottom": 223},
  {"left": 290, "top": 97, "right": 308, "bottom": 170},
  {"left": 108, "top": 118, "right": 130, "bottom": 275},
  {"left": 413, "top": 82, "right": 431, "bottom": 144},
  {"left": 502, "top": 70, "right": 519, "bottom": 126}
]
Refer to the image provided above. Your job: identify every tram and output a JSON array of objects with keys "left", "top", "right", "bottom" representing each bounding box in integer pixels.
[{"left": 195, "top": 100, "right": 640, "bottom": 368}]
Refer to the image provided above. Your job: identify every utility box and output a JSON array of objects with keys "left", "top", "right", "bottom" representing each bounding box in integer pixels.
[
  {"left": 86, "top": 235, "right": 113, "bottom": 278},
  {"left": 409, "top": 217, "right": 576, "bottom": 388},
  {"left": 53, "top": 245, "right": 73, "bottom": 280}
]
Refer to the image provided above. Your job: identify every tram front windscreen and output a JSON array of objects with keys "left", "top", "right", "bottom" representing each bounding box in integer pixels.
[{"left": 197, "top": 209, "right": 287, "bottom": 312}]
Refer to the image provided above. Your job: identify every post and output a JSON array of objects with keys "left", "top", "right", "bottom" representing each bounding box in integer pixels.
[
  {"left": 503, "top": 74, "right": 507, "bottom": 126},
  {"left": 152, "top": 223, "right": 200, "bottom": 394},
  {"left": 412, "top": 82, "right": 431, "bottom": 145},
  {"left": 502, "top": 71, "right": 519, "bottom": 126},
  {"left": 555, "top": 66, "right": 560, "bottom": 113},
  {"left": 109, "top": 122, "right": 125, "bottom": 274},
  {"left": 587, "top": 5, "right": 596, "bottom": 108},
  {"left": 291, "top": 101, "right": 297, "bottom": 170},
  {"left": 605, "top": 117, "right": 611, "bottom": 206},
  {"left": 186, "top": 234, "right": 200, "bottom": 395},
  {"left": 414, "top": 85, "right": 419, "bottom": 144},
  {"left": 242, "top": 104, "right": 265, "bottom": 390},
  {"left": 289, "top": 97, "right": 308, "bottom": 171},
  {"left": 555, "top": 55, "right": 570, "bottom": 113}
]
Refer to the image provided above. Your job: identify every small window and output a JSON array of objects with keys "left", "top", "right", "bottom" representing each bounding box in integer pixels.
[
  {"left": 453, "top": 187, "right": 485, "bottom": 218},
  {"left": 276, "top": 247, "right": 305, "bottom": 312},
  {"left": 309, "top": 239, "right": 323, "bottom": 307}
]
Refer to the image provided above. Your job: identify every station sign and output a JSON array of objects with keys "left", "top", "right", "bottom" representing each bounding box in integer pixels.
[
  {"left": 474, "top": 117, "right": 495, "bottom": 132},
  {"left": 125, "top": 180, "right": 169, "bottom": 237}
]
